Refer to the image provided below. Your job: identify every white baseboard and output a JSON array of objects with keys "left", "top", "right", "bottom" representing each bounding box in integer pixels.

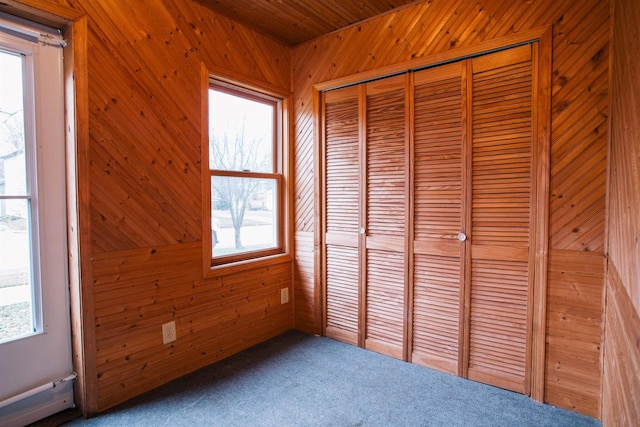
[{"left": 0, "top": 380, "right": 74, "bottom": 427}]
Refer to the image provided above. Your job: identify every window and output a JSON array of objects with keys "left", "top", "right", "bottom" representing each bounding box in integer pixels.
[{"left": 206, "top": 82, "right": 284, "bottom": 266}]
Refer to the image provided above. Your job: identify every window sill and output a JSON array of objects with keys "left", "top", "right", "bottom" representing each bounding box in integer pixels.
[{"left": 204, "top": 252, "right": 292, "bottom": 278}]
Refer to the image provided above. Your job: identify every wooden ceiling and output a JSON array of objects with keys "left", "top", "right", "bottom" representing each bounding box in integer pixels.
[{"left": 194, "top": 0, "right": 420, "bottom": 45}]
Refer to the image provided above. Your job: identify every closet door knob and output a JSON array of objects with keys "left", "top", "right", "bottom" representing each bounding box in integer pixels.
[{"left": 457, "top": 232, "right": 467, "bottom": 242}]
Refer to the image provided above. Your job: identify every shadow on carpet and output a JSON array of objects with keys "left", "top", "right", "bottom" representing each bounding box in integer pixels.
[{"left": 64, "top": 331, "right": 600, "bottom": 426}]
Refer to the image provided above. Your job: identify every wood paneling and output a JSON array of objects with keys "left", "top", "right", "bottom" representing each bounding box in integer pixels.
[
  {"left": 293, "top": 232, "right": 317, "bottom": 332},
  {"left": 548, "top": 0, "right": 609, "bottom": 255},
  {"left": 194, "top": 0, "right": 418, "bottom": 46},
  {"left": 294, "top": 105, "right": 316, "bottom": 234},
  {"left": 603, "top": 0, "right": 640, "bottom": 423},
  {"left": 293, "top": 0, "right": 608, "bottom": 417},
  {"left": 545, "top": 249, "right": 603, "bottom": 418},
  {"left": 82, "top": 0, "right": 290, "bottom": 253},
  {"left": 608, "top": 0, "right": 640, "bottom": 317},
  {"left": 602, "top": 265, "right": 640, "bottom": 425},
  {"left": 16, "top": 0, "right": 292, "bottom": 415},
  {"left": 93, "top": 243, "right": 291, "bottom": 409}
]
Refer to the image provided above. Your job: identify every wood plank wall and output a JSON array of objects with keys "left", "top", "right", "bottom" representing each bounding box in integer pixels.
[
  {"left": 292, "top": 0, "right": 608, "bottom": 417},
  {"left": 602, "top": 266, "right": 640, "bottom": 425},
  {"left": 603, "top": 0, "right": 640, "bottom": 424},
  {"left": 16, "top": 0, "right": 293, "bottom": 414}
]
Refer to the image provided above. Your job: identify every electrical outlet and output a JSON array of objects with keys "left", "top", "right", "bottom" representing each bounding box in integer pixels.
[
  {"left": 280, "top": 287, "right": 289, "bottom": 304},
  {"left": 162, "top": 321, "right": 176, "bottom": 344}
]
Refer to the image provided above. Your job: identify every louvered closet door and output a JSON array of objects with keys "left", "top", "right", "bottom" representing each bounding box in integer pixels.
[
  {"left": 363, "top": 75, "right": 408, "bottom": 359},
  {"left": 324, "top": 86, "right": 361, "bottom": 345},
  {"left": 411, "top": 62, "right": 466, "bottom": 375},
  {"left": 466, "top": 45, "right": 535, "bottom": 394},
  {"left": 322, "top": 43, "right": 544, "bottom": 395}
]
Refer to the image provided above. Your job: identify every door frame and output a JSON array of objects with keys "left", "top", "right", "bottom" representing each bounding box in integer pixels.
[
  {"left": 0, "top": 0, "right": 94, "bottom": 417},
  {"left": 0, "top": 14, "right": 72, "bottom": 426}
]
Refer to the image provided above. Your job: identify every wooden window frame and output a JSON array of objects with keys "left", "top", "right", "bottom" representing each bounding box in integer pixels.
[{"left": 202, "top": 69, "right": 290, "bottom": 275}]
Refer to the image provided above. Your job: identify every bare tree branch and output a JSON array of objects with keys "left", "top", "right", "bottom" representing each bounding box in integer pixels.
[
  {"left": 210, "top": 119, "right": 271, "bottom": 249},
  {"left": 0, "top": 108, "right": 24, "bottom": 156}
]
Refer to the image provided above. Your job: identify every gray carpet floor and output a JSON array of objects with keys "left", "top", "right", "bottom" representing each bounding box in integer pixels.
[{"left": 64, "top": 330, "right": 600, "bottom": 426}]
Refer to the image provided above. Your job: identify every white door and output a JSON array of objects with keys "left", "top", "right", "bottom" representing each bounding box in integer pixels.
[{"left": 0, "top": 14, "right": 74, "bottom": 426}]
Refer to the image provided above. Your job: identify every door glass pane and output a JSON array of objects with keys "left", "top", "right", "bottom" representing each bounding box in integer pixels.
[
  {"left": 211, "top": 176, "right": 277, "bottom": 257},
  {"left": 0, "top": 49, "right": 36, "bottom": 343},
  {"left": 0, "top": 200, "right": 35, "bottom": 342},
  {"left": 0, "top": 50, "right": 27, "bottom": 192}
]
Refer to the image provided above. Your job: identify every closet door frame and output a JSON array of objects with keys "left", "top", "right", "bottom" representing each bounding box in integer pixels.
[{"left": 315, "top": 26, "right": 551, "bottom": 401}]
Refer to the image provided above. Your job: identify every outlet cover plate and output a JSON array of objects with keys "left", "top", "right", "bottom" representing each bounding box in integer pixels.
[
  {"left": 162, "top": 321, "right": 176, "bottom": 344},
  {"left": 281, "top": 288, "right": 289, "bottom": 304}
]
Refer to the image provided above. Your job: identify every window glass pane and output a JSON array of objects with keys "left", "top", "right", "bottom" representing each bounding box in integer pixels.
[
  {"left": 1, "top": 48, "right": 35, "bottom": 343},
  {"left": 208, "top": 88, "right": 274, "bottom": 173},
  {"left": 211, "top": 176, "right": 277, "bottom": 257},
  {"left": 0, "top": 50, "right": 27, "bottom": 196},
  {"left": 0, "top": 199, "right": 35, "bottom": 342}
]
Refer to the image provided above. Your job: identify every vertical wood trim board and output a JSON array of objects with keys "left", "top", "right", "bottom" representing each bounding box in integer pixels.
[
  {"left": 405, "top": 73, "right": 415, "bottom": 362},
  {"left": 461, "top": 59, "right": 473, "bottom": 379},
  {"left": 357, "top": 84, "right": 367, "bottom": 349},
  {"left": 64, "top": 14, "right": 98, "bottom": 418},
  {"left": 314, "top": 87, "right": 325, "bottom": 336},
  {"left": 530, "top": 27, "right": 553, "bottom": 403}
]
